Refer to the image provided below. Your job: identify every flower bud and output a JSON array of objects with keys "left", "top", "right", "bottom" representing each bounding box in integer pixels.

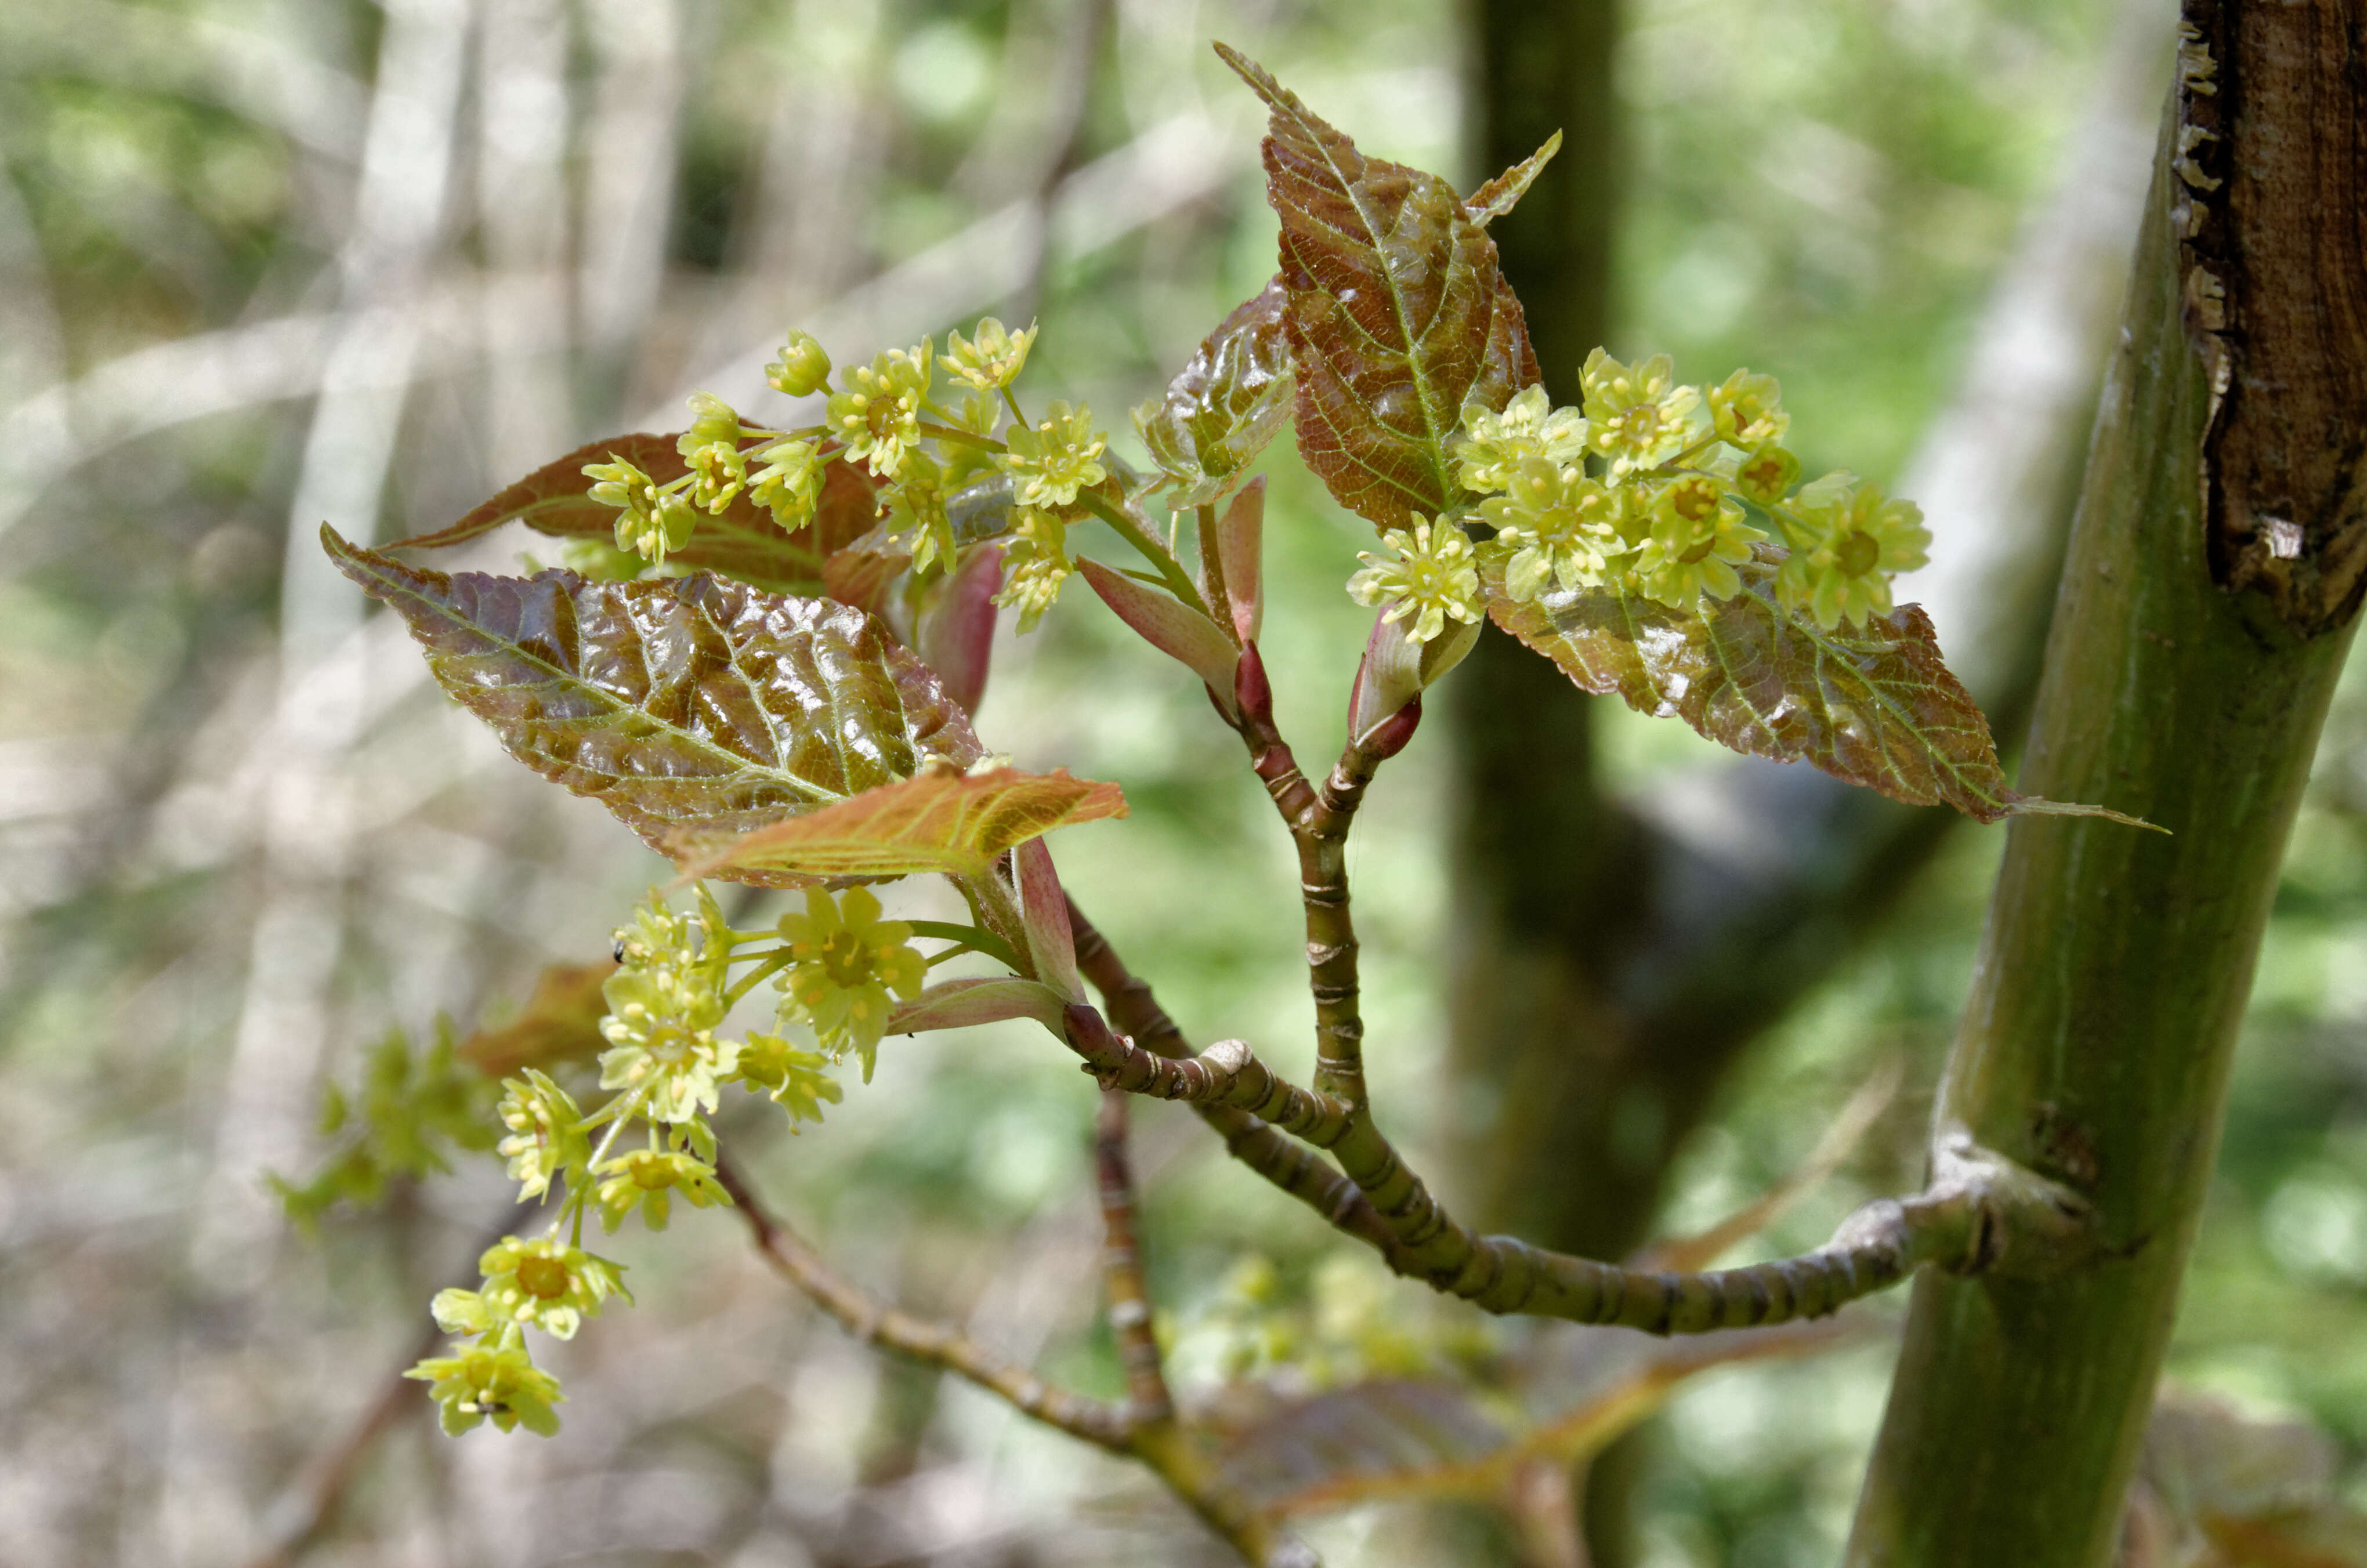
[{"left": 766, "top": 330, "right": 833, "bottom": 398}]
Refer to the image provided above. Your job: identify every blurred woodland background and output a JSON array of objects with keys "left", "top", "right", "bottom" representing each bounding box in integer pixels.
[{"left": 3, "top": 0, "right": 2364, "bottom": 1564}]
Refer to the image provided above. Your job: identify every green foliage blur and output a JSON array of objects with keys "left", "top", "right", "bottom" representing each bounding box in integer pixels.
[{"left": 1, "top": 0, "right": 2359, "bottom": 1564}]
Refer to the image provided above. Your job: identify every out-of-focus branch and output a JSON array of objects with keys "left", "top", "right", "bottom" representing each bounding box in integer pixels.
[
  {"left": 1092, "top": 1089, "right": 1174, "bottom": 1425},
  {"left": 714, "top": 1152, "right": 1134, "bottom": 1451}
]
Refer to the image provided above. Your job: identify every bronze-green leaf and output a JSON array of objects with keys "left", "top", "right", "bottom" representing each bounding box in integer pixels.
[
  {"left": 664, "top": 765, "right": 1126, "bottom": 888},
  {"left": 1134, "top": 279, "right": 1295, "bottom": 509},
  {"left": 1217, "top": 44, "right": 1540, "bottom": 528},
  {"left": 1486, "top": 550, "right": 2131, "bottom": 824},
  {"left": 455, "top": 960, "right": 617, "bottom": 1078},
  {"left": 324, "top": 527, "right": 982, "bottom": 857},
  {"left": 384, "top": 433, "right": 883, "bottom": 593}
]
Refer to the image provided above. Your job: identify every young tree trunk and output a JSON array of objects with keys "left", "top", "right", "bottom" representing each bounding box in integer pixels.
[{"left": 1848, "top": 6, "right": 2367, "bottom": 1562}]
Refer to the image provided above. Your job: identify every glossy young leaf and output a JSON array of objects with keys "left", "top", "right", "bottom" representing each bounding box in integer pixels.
[
  {"left": 385, "top": 432, "right": 883, "bottom": 592},
  {"left": 455, "top": 959, "right": 618, "bottom": 1078},
  {"left": 1134, "top": 280, "right": 1295, "bottom": 509},
  {"left": 1218, "top": 44, "right": 1540, "bottom": 528},
  {"left": 917, "top": 543, "right": 1004, "bottom": 716},
  {"left": 324, "top": 528, "right": 982, "bottom": 857},
  {"left": 1485, "top": 550, "right": 2124, "bottom": 824},
  {"left": 664, "top": 765, "right": 1126, "bottom": 888}
]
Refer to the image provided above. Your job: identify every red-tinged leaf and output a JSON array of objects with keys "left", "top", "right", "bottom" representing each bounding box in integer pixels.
[
  {"left": 455, "top": 960, "right": 618, "bottom": 1078},
  {"left": 918, "top": 544, "right": 1003, "bottom": 715},
  {"left": 1014, "top": 838, "right": 1081, "bottom": 1001},
  {"left": 1218, "top": 44, "right": 1540, "bottom": 528},
  {"left": 887, "top": 977, "right": 1070, "bottom": 1035},
  {"left": 1464, "top": 132, "right": 1561, "bottom": 229},
  {"left": 1203, "top": 476, "right": 1266, "bottom": 642},
  {"left": 1484, "top": 550, "right": 2151, "bottom": 826},
  {"left": 324, "top": 528, "right": 983, "bottom": 857},
  {"left": 823, "top": 537, "right": 911, "bottom": 624},
  {"left": 1135, "top": 280, "right": 1295, "bottom": 509},
  {"left": 663, "top": 765, "right": 1125, "bottom": 888},
  {"left": 385, "top": 433, "right": 883, "bottom": 593},
  {"left": 1076, "top": 556, "right": 1242, "bottom": 716}
]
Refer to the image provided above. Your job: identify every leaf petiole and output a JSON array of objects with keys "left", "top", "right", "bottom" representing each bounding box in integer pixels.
[{"left": 1075, "top": 490, "right": 1215, "bottom": 620}]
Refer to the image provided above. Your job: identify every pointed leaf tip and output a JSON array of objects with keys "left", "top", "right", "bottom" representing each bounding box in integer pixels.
[
  {"left": 1466, "top": 131, "right": 1562, "bottom": 227},
  {"left": 1234, "top": 48, "right": 1539, "bottom": 526}
]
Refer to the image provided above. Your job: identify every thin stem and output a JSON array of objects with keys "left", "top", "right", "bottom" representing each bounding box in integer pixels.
[
  {"left": 1066, "top": 898, "right": 1407, "bottom": 1262},
  {"left": 1076, "top": 488, "right": 1215, "bottom": 620},
  {"left": 722, "top": 951, "right": 793, "bottom": 1008},
  {"left": 903, "top": 918, "right": 1024, "bottom": 972},
  {"left": 916, "top": 419, "right": 1007, "bottom": 452},
  {"left": 1063, "top": 1005, "right": 1353, "bottom": 1148},
  {"left": 1092, "top": 1089, "right": 1174, "bottom": 1425},
  {"left": 713, "top": 1151, "right": 1134, "bottom": 1451}
]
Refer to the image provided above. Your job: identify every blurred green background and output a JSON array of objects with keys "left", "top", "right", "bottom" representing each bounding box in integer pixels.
[{"left": 1, "top": 0, "right": 2360, "bottom": 1564}]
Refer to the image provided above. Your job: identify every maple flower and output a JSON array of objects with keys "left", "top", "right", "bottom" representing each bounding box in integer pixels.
[
  {"left": 476, "top": 1236, "right": 630, "bottom": 1340},
  {"left": 946, "top": 316, "right": 1038, "bottom": 392},
  {"left": 1456, "top": 386, "right": 1590, "bottom": 494},
  {"left": 1347, "top": 517, "right": 1483, "bottom": 644},
  {"left": 592, "top": 1148, "right": 731, "bottom": 1233},
  {"left": 1580, "top": 349, "right": 1701, "bottom": 476},
  {"left": 1633, "top": 473, "right": 1766, "bottom": 607},
  {"left": 883, "top": 451, "right": 957, "bottom": 574},
  {"left": 584, "top": 454, "right": 697, "bottom": 566},
  {"left": 676, "top": 393, "right": 751, "bottom": 514},
  {"left": 766, "top": 329, "right": 833, "bottom": 398},
  {"left": 1002, "top": 400, "right": 1109, "bottom": 509},
  {"left": 774, "top": 886, "right": 926, "bottom": 1081},
  {"left": 991, "top": 508, "right": 1073, "bottom": 633},
  {"left": 737, "top": 1031, "right": 844, "bottom": 1127},
  {"left": 1775, "top": 475, "right": 1931, "bottom": 630},
  {"left": 828, "top": 342, "right": 933, "bottom": 477},
  {"left": 748, "top": 437, "right": 823, "bottom": 530},
  {"left": 406, "top": 1332, "right": 564, "bottom": 1437},
  {"left": 495, "top": 1069, "right": 587, "bottom": 1201},
  {"left": 1706, "top": 368, "right": 1791, "bottom": 452},
  {"left": 1479, "top": 458, "right": 1629, "bottom": 599},
  {"left": 597, "top": 962, "right": 737, "bottom": 1125}
]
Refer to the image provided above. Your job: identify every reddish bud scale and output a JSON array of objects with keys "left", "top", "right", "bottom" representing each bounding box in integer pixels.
[
  {"left": 1233, "top": 641, "right": 1275, "bottom": 726},
  {"left": 1359, "top": 695, "right": 1422, "bottom": 761}
]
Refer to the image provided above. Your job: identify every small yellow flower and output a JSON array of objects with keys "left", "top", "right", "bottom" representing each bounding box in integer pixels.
[
  {"left": 828, "top": 342, "right": 933, "bottom": 478},
  {"left": 1001, "top": 400, "right": 1108, "bottom": 509},
  {"left": 883, "top": 451, "right": 957, "bottom": 574},
  {"left": 1775, "top": 475, "right": 1930, "bottom": 630},
  {"left": 476, "top": 1236, "right": 630, "bottom": 1340},
  {"left": 1456, "top": 386, "right": 1589, "bottom": 494},
  {"left": 749, "top": 438, "right": 824, "bottom": 531},
  {"left": 765, "top": 329, "right": 833, "bottom": 398},
  {"left": 676, "top": 392, "right": 750, "bottom": 514},
  {"left": 406, "top": 1334, "right": 564, "bottom": 1437},
  {"left": 737, "top": 1031, "right": 844, "bottom": 1127},
  {"left": 1478, "top": 458, "right": 1628, "bottom": 600},
  {"left": 494, "top": 1070, "right": 587, "bottom": 1201},
  {"left": 1632, "top": 474, "right": 1765, "bottom": 607},
  {"left": 584, "top": 455, "right": 697, "bottom": 566},
  {"left": 1580, "top": 349, "right": 1700, "bottom": 477},
  {"left": 1347, "top": 517, "right": 1483, "bottom": 644},
  {"left": 1734, "top": 445, "right": 1802, "bottom": 508},
  {"left": 1706, "top": 368, "right": 1790, "bottom": 451},
  {"left": 597, "top": 964, "right": 736, "bottom": 1125},
  {"left": 945, "top": 316, "right": 1038, "bottom": 392},
  {"left": 774, "top": 887, "right": 927, "bottom": 1081},
  {"left": 592, "top": 1148, "right": 731, "bottom": 1233},
  {"left": 991, "top": 508, "right": 1073, "bottom": 633}
]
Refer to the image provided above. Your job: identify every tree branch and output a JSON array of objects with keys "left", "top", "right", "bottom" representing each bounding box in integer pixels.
[
  {"left": 1092, "top": 1088, "right": 1174, "bottom": 1426},
  {"left": 712, "top": 1151, "right": 1134, "bottom": 1451}
]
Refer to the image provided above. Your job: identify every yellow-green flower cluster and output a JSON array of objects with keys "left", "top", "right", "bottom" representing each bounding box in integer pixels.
[
  {"left": 1347, "top": 517, "right": 1483, "bottom": 644},
  {"left": 407, "top": 1237, "right": 628, "bottom": 1437},
  {"left": 677, "top": 392, "right": 750, "bottom": 515},
  {"left": 494, "top": 1069, "right": 587, "bottom": 1201},
  {"left": 598, "top": 941, "right": 735, "bottom": 1126},
  {"left": 1447, "top": 354, "right": 1925, "bottom": 628},
  {"left": 882, "top": 451, "right": 956, "bottom": 574},
  {"left": 773, "top": 886, "right": 926, "bottom": 1082}
]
